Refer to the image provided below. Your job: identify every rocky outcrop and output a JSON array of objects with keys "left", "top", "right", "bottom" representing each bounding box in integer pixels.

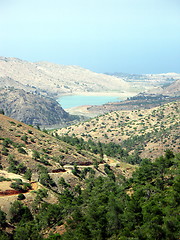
[{"left": 0, "top": 88, "right": 72, "bottom": 126}]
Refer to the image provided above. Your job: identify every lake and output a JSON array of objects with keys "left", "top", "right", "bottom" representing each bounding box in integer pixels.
[{"left": 57, "top": 95, "right": 121, "bottom": 109}]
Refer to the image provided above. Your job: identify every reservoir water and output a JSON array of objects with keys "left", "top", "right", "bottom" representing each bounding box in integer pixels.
[{"left": 57, "top": 95, "right": 121, "bottom": 109}]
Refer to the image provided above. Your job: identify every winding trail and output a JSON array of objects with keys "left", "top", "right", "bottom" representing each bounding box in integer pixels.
[{"left": 0, "top": 181, "right": 38, "bottom": 197}]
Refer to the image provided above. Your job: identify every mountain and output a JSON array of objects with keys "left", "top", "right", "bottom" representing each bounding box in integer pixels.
[
  {"left": 57, "top": 101, "right": 180, "bottom": 160},
  {"left": 0, "top": 88, "right": 73, "bottom": 127},
  {"left": 0, "top": 57, "right": 130, "bottom": 96}
]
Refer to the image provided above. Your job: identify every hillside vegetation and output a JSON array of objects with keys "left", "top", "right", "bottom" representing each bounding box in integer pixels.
[
  {"left": 0, "top": 114, "right": 104, "bottom": 176},
  {"left": 58, "top": 101, "right": 180, "bottom": 159},
  {"left": 0, "top": 114, "right": 135, "bottom": 202},
  {"left": 0, "top": 110, "right": 179, "bottom": 239},
  {"left": 0, "top": 150, "right": 179, "bottom": 239}
]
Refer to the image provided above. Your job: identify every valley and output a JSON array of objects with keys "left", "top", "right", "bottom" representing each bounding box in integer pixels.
[
  {"left": 0, "top": 57, "right": 180, "bottom": 127},
  {"left": 0, "top": 112, "right": 179, "bottom": 239},
  {"left": 0, "top": 56, "right": 180, "bottom": 239}
]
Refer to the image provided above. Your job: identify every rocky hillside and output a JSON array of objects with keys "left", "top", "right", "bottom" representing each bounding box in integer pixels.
[
  {"left": 0, "top": 76, "right": 37, "bottom": 93},
  {"left": 0, "top": 88, "right": 74, "bottom": 127},
  {"left": 57, "top": 101, "right": 180, "bottom": 159},
  {"left": 0, "top": 114, "right": 135, "bottom": 190},
  {"left": 0, "top": 57, "right": 131, "bottom": 96}
]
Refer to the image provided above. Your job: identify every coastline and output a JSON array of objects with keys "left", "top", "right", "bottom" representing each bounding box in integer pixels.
[{"left": 57, "top": 91, "right": 137, "bottom": 100}]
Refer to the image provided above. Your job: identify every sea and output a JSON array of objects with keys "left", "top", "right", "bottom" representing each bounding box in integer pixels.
[{"left": 57, "top": 95, "right": 121, "bottom": 109}]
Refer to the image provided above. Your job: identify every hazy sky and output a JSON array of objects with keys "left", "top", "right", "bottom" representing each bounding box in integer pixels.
[{"left": 0, "top": 0, "right": 180, "bottom": 74}]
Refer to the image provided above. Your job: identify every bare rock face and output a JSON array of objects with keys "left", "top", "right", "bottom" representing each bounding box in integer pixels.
[
  {"left": 0, "top": 57, "right": 130, "bottom": 96},
  {"left": 0, "top": 88, "right": 71, "bottom": 126}
]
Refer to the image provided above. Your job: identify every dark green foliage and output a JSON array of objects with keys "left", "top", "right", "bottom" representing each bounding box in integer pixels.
[
  {"left": 18, "top": 147, "right": 27, "bottom": 154},
  {"left": 10, "top": 201, "right": 33, "bottom": 224},
  {"left": 46, "top": 233, "right": 62, "bottom": 240},
  {"left": 56, "top": 134, "right": 142, "bottom": 164},
  {"left": 4, "top": 151, "right": 180, "bottom": 240},
  {"left": 2, "top": 138, "right": 13, "bottom": 148},
  {"left": 8, "top": 156, "right": 27, "bottom": 174},
  {"left": 0, "top": 230, "right": 10, "bottom": 240},
  {"left": 32, "top": 150, "right": 40, "bottom": 160},
  {"left": 61, "top": 152, "right": 180, "bottom": 240},
  {"left": 38, "top": 165, "right": 56, "bottom": 188},
  {"left": 10, "top": 179, "right": 31, "bottom": 192},
  {"left": 10, "top": 181, "right": 23, "bottom": 191},
  {"left": 71, "top": 164, "right": 80, "bottom": 177},
  {"left": 21, "top": 134, "right": 28, "bottom": 144},
  {"left": 35, "top": 202, "right": 63, "bottom": 229},
  {"left": 24, "top": 169, "right": 32, "bottom": 181},
  {"left": 104, "top": 163, "right": 115, "bottom": 181},
  {"left": 1, "top": 147, "right": 9, "bottom": 156},
  {"left": 17, "top": 193, "right": 26, "bottom": 200},
  {"left": 0, "top": 176, "right": 11, "bottom": 182},
  {"left": 0, "top": 209, "right": 7, "bottom": 229},
  {"left": 39, "top": 157, "right": 51, "bottom": 166},
  {"left": 30, "top": 137, "right": 35, "bottom": 143},
  {"left": 13, "top": 221, "right": 42, "bottom": 240},
  {"left": 8, "top": 121, "right": 16, "bottom": 126},
  {"left": 59, "top": 177, "right": 70, "bottom": 189}
]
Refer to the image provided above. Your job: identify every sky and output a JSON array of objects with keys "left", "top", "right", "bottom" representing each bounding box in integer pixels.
[{"left": 0, "top": 0, "right": 180, "bottom": 74}]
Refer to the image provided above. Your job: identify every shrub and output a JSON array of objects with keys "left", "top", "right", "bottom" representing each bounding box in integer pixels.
[
  {"left": 21, "top": 135, "right": 28, "bottom": 144},
  {"left": 18, "top": 147, "right": 27, "bottom": 154},
  {"left": 17, "top": 193, "right": 26, "bottom": 200}
]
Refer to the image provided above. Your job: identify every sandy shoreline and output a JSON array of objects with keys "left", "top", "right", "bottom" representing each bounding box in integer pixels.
[{"left": 58, "top": 91, "right": 137, "bottom": 99}]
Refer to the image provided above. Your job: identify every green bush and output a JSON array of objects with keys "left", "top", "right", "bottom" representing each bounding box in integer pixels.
[
  {"left": 17, "top": 193, "right": 25, "bottom": 200},
  {"left": 18, "top": 147, "right": 27, "bottom": 154}
]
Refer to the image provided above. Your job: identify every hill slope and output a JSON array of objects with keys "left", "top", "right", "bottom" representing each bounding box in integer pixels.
[
  {"left": 0, "top": 114, "right": 135, "bottom": 191},
  {"left": 57, "top": 101, "right": 180, "bottom": 159},
  {"left": 0, "top": 114, "right": 179, "bottom": 240},
  {"left": 0, "top": 88, "right": 73, "bottom": 127},
  {"left": 0, "top": 57, "right": 130, "bottom": 96}
]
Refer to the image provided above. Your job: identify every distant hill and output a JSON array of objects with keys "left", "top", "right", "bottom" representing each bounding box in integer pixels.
[
  {"left": 106, "top": 72, "right": 180, "bottom": 87},
  {"left": 57, "top": 101, "right": 180, "bottom": 160},
  {"left": 0, "top": 88, "right": 73, "bottom": 127},
  {"left": 0, "top": 57, "right": 130, "bottom": 96}
]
